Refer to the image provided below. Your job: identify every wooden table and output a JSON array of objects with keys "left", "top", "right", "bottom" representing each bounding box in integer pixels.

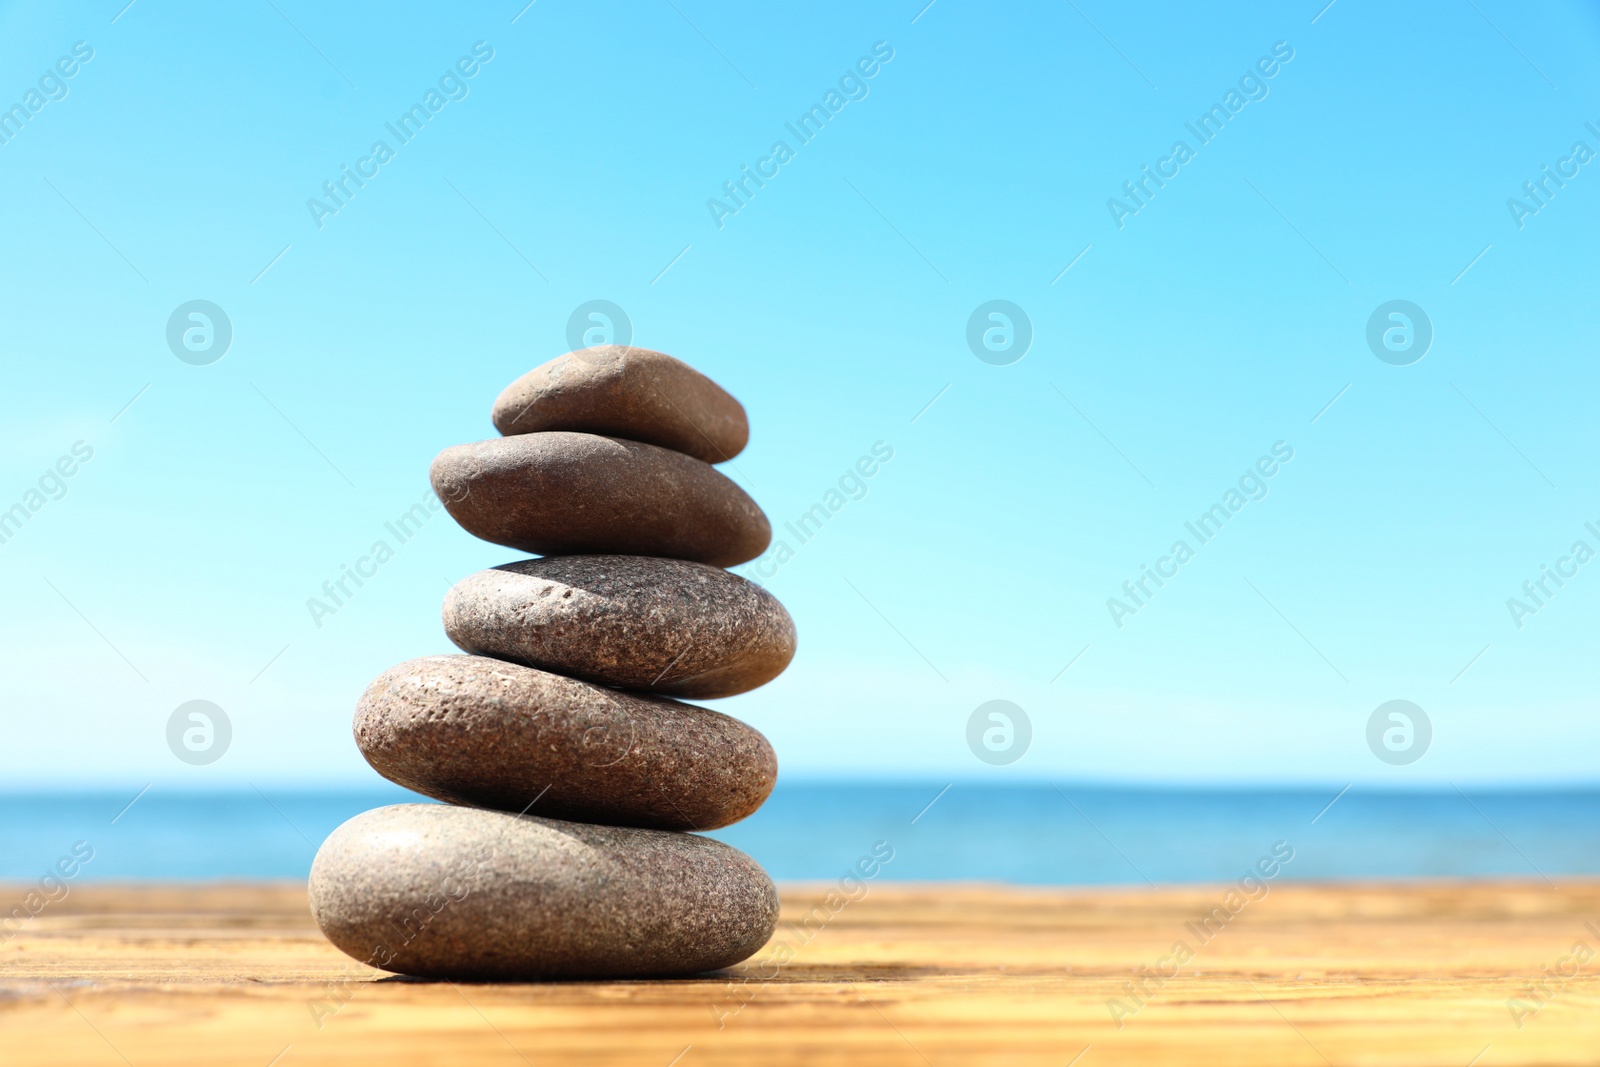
[{"left": 3, "top": 881, "right": 1598, "bottom": 1065}]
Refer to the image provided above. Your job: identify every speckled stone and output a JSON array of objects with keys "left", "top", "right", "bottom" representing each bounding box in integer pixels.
[
  {"left": 442, "top": 556, "right": 795, "bottom": 699},
  {"left": 430, "top": 432, "right": 770, "bottom": 567},
  {"left": 354, "top": 655, "right": 777, "bottom": 830},
  {"left": 309, "top": 803, "right": 779, "bottom": 980},
  {"left": 491, "top": 346, "right": 749, "bottom": 464}
]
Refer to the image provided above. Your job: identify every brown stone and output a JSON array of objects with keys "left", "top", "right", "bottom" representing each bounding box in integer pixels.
[
  {"left": 309, "top": 803, "right": 779, "bottom": 980},
  {"left": 354, "top": 655, "right": 777, "bottom": 830},
  {"left": 491, "top": 346, "right": 750, "bottom": 463},
  {"left": 430, "top": 432, "right": 770, "bottom": 567},
  {"left": 443, "top": 556, "right": 795, "bottom": 698}
]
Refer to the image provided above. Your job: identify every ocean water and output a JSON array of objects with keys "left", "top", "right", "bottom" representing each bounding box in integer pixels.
[{"left": 1, "top": 782, "right": 1595, "bottom": 884}]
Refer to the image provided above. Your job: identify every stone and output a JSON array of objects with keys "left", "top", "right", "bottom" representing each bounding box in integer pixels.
[
  {"left": 354, "top": 655, "right": 777, "bottom": 830},
  {"left": 309, "top": 803, "right": 779, "bottom": 980},
  {"left": 443, "top": 556, "right": 796, "bottom": 699},
  {"left": 430, "top": 432, "right": 770, "bottom": 567},
  {"left": 491, "top": 346, "right": 750, "bottom": 464}
]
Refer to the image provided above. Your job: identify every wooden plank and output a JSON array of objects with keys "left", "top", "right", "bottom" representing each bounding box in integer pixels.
[{"left": 3, "top": 881, "right": 1598, "bottom": 1065}]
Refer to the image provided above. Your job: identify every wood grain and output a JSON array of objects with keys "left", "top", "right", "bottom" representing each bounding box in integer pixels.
[{"left": 3, "top": 880, "right": 1599, "bottom": 1066}]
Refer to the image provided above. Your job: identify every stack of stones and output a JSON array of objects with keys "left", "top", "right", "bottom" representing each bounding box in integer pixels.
[{"left": 308, "top": 346, "right": 793, "bottom": 980}]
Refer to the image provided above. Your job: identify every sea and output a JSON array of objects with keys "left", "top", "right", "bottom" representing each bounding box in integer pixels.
[{"left": 2, "top": 782, "right": 1595, "bottom": 885}]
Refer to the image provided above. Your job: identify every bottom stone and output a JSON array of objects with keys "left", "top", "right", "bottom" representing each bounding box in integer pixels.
[{"left": 309, "top": 804, "right": 778, "bottom": 980}]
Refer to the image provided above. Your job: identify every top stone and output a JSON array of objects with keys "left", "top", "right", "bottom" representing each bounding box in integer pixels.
[{"left": 491, "top": 346, "right": 750, "bottom": 464}]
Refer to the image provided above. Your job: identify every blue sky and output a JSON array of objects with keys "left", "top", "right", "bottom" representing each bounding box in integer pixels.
[{"left": 2, "top": 0, "right": 1599, "bottom": 788}]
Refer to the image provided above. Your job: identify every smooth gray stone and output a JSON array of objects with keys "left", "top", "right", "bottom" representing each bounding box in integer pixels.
[
  {"left": 430, "top": 432, "right": 770, "bottom": 567},
  {"left": 354, "top": 655, "right": 777, "bottom": 830},
  {"left": 491, "top": 346, "right": 749, "bottom": 464},
  {"left": 309, "top": 804, "right": 779, "bottom": 980},
  {"left": 443, "top": 556, "right": 796, "bottom": 699}
]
